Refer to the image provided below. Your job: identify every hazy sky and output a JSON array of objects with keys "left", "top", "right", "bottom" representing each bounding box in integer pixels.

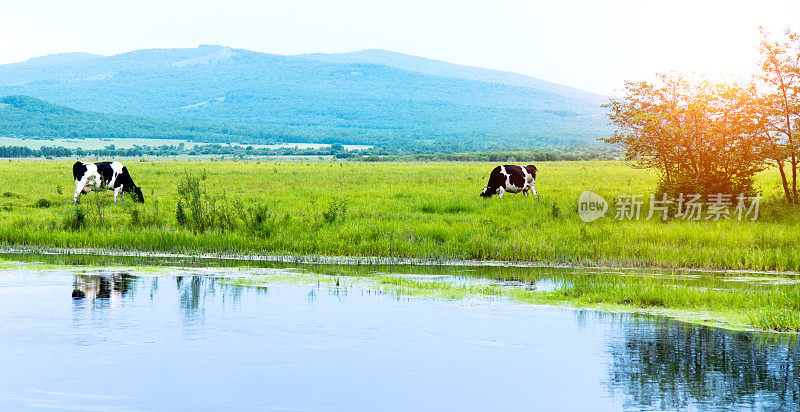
[{"left": 1, "top": 0, "right": 798, "bottom": 95}]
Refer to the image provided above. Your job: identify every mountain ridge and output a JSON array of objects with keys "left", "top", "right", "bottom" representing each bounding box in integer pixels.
[
  {"left": 0, "top": 46, "right": 611, "bottom": 150},
  {"left": 16, "top": 52, "right": 102, "bottom": 66},
  {"left": 302, "top": 48, "right": 606, "bottom": 103}
]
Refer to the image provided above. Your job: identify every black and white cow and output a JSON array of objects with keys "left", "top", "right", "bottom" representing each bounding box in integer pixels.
[
  {"left": 72, "top": 161, "right": 144, "bottom": 204},
  {"left": 480, "top": 165, "right": 537, "bottom": 198}
]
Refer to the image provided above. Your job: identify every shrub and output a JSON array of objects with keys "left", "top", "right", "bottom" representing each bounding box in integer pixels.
[
  {"left": 87, "top": 194, "right": 109, "bottom": 227},
  {"left": 127, "top": 198, "right": 161, "bottom": 227},
  {"left": 129, "top": 207, "right": 141, "bottom": 226},
  {"left": 63, "top": 206, "right": 87, "bottom": 230},
  {"left": 176, "top": 172, "right": 216, "bottom": 232},
  {"left": 35, "top": 198, "right": 52, "bottom": 208},
  {"left": 214, "top": 194, "right": 240, "bottom": 232},
  {"left": 175, "top": 172, "right": 241, "bottom": 233},
  {"left": 246, "top": 203, "right": 275, "bottom": 237},
  {"left": 322, "top": 199, "right": 347, "bottom": 223},
  {"left": 176, "top": 201, "right": 187, "bottom": 226}
]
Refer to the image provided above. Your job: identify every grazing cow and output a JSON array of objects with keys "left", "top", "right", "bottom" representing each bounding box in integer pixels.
[
  {"left": 72, "top": 161, "right": 144, "bottom": 204},
  {"left": 480, "top": 165, "right": 537, "bottom": 198}
]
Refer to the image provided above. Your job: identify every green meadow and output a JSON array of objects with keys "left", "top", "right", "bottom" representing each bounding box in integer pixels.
[{"left": 0, "top": 160, "right": 798, "bottom": 271}]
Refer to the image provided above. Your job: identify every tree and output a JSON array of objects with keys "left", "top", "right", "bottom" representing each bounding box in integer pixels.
[
  {"left": 603, "top": 74, "right": 768, "bottom": 196},
  {"left": 757, "top": 28, "right": 800, "bottom": 204}
]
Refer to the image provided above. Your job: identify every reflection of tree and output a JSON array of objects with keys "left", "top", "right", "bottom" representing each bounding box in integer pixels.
[
  {"left": 72, "top": 273, "right": 136, "bottom": 304},
  {"left": 175, "top": 275, "right": 209, "bottom": 324},
  {"left": 606, "top": 315, "right": 800, "bottom": 410},
  {"left": 177, "top": 275, "right": 205, "bottom": 311},
  {"left": 70, "top": 272, "right": 261, "bottom": 327},
  {"left": 174, "top": 275, "right": 250, "bottom": 321}
]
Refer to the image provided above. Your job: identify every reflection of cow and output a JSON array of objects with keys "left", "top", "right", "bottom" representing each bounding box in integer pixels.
[
  {"left": 72, "top": 273, "right": 135, "bottom": 303},
  {"left": 480, "top": 165, "right": 538, "bottom": 198}
]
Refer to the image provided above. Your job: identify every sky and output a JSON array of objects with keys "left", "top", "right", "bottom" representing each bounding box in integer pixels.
[{"left": 1, "top": 0, "right": 798, "bottom": 95}]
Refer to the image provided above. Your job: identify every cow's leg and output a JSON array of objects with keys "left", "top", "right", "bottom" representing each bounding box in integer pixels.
[
  {"left": 73, "top": 180, "right": 87, "bottom": 204},
  {"left": 531, "top": 181, "right": 537, "bottom": 196},
  {"left": 113, "top": 186, "right": 122, "bottom": 203},
  {"left": 497, "top": 186, "right": 505, "bottom": 199},
  {"left": 523, "top": 188, "right": 529, "bottom": 197}
]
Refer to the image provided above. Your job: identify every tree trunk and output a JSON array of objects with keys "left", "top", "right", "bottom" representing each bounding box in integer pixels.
[
  {"left": 662, "top": 156, "right": 671, "bottom": 187},
  {"left": 778, "top": 160, "right": 792, "bottom": 203},
  {"left": 793, "top": 155, "right": 799, "bottom": 204},
  {"left": 784, "top": 91, "right": 796, "bottom": 203}
]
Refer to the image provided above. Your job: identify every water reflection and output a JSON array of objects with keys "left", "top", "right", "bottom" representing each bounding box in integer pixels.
[
  {"left": 71, "top": 273, "right": 135, "bottom": 306},
  {"left": 71, "top": 273, "right": 268, "bottom": 318},
  {"left": 307, "top": 286, "right": 317, "bottom": 303},
  {"left": 606, "top": 314, "right": 800, "bottom": 410},
  {"left": 62, "top": 272, "right": 800, "bottom": 410}
]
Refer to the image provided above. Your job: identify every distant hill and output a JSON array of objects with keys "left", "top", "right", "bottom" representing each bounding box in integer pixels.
[
  {"left": 0, "top": 95, "right": 296, "bottom": 144},
  {"left": 0, "top": 46, "right": 612, "bottom": 150},
  {"left": 302, "top": 49, "right": 607, "bottom": 104},
  {"left": 18, "top": 52, "right": 102, "bottom": 68}
]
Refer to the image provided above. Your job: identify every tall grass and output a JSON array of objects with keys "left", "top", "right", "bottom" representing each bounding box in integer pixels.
[{"left": 0, "top": 160, "right": 798, "bottom": 271}]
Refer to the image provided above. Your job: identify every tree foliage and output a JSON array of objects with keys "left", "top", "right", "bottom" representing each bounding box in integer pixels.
[
  {"left": 756, "top": 28, "right": 800, "bottom": 203},
  {"left": 603, "top": 74, "right": 768, "bottom": 195},
  {"left": 604, "top": 28, "right": 800, "bottom": 200}
]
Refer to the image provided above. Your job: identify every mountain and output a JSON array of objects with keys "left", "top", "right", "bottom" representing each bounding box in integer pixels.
[
  {"left": 0, "top": 46, "right": 611, "bottom": 150},
  {"left": 302, "top": 49, "right": 606, "bottom": 105},
  {"left": 19, "top": 52, "right": 101, "bottom": 67},
  {"left": 0, "top": 95, "right": 296, "bottom": 144}
]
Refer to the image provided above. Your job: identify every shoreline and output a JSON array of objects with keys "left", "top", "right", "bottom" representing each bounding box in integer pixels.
[
  {"left": 3, "top": 246, "right": 799, "bottom": 334},
  {"left": 4, "top": 244, "right": 800, "bottom": 276}
]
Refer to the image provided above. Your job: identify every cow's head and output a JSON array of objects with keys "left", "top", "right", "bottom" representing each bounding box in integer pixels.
[
  {"left": 526, "top": 165, "right": 538, "bottom": 196},
  {"left": 525, "top": 165, "right": 537, "bottom": 180},
  {"left": 480, "top": 187, "right": 492, "bottom": 198},
  {"left": 132, "top": 186, "right": 145, "bottom": 203}
]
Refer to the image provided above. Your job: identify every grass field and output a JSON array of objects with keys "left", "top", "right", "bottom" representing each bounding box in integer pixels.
[{"left": 0, "top": 160, "right": 799, "bottom": 271}]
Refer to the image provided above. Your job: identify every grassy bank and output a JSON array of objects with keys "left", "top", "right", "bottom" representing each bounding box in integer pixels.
[{"left": 0, "top": 160, "right": 799, "bottom": 271}]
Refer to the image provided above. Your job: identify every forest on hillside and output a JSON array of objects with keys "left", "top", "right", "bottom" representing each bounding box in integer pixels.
[
  {"left": 0, "top": 142, "right": 617, "bottom": 161},
  {"left": 0, "top": 95, "right": 613, "bottom": 155}
]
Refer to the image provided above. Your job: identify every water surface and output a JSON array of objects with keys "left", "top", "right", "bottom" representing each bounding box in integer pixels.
[{"left": 0, "top": 266, "right": 798, "bottom": 411}]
